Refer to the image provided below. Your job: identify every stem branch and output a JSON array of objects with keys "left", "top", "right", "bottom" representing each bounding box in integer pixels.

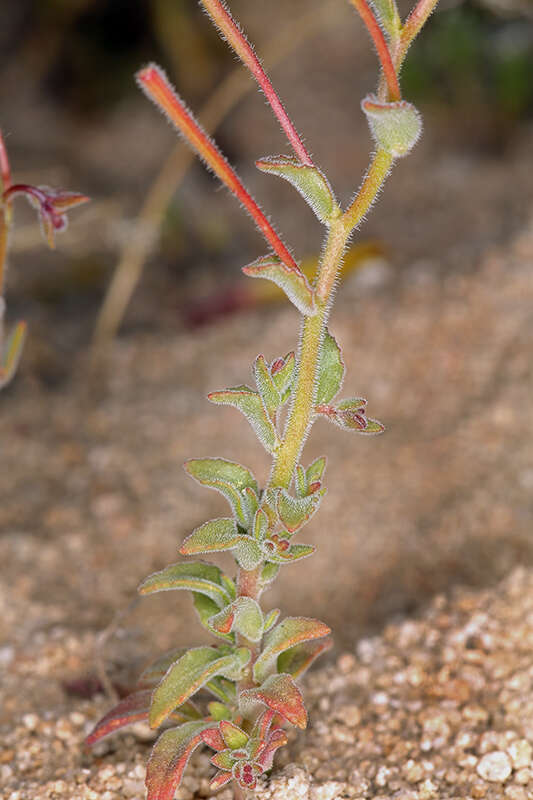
[{"left": 348, "top": 0, "right": 401, "bottom": 101}]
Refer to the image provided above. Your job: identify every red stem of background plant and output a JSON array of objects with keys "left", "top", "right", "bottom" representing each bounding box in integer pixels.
[
  {"left": 137, "top": 65, "right": 298, "bottom": 270},
  {"left": 348, "top": 0, "right": 401, "bottom": 101},
  {"left": 398, "top": 0, "right": 440, "bottom": 67},
  {"left": 199, "top": 0, "right": 314, "bottom": 167},
  {"left": 0, "top": 132, "right": 11, "bottom": 192}
]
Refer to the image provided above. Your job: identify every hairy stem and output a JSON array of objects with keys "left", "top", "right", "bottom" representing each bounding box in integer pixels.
[
  {"left": 398, "top": 0, "right": 440, "bottom": 68},
  {"left": 348, "top": 0, "right": 401, "bottom": 101},
  {"left": 199, "top": 0, "right": 314, "bottom": 166},
  {"left": 137, "top": 64, "right": 297, "bottom": 270}
]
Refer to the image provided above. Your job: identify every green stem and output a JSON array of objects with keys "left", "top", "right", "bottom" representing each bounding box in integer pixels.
[{"left": 269, "top": 148, "right": 393, "bottom": 490}]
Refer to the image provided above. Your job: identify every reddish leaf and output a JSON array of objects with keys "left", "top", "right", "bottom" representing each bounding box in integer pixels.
[
  {"left": 85, "top": 690, "right": 152, "bottom": 746},
  {"left": 210, "top": 771, "right": 233, "bottom": 790},
  {"left": 146, "top": 722, "right": 212, "bottom": 800},
  {"left": 240, "top": 673, "right": 308, "bottom": 729},
  {"left": 201, "top": 727, "right": 226, "bottom": 751}
]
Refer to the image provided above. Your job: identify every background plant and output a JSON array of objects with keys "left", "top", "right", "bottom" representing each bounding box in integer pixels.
[
  {"left": 0, "top": 131, "right": 87, "bottom": 390},
  {"left": 86, "top": 1, "right": 439, "bottom": 798}
]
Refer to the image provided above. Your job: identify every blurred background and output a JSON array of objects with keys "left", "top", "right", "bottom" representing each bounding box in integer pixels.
[{"left": 1, "top": 0, "right": 533, "bottom": 700}]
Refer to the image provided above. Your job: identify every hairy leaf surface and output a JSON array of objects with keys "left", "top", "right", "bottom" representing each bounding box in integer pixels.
[
  {"left": 277, "top": 638, "right": 333, "bottom": 680},
  {"left": 150, "top": 646, "right": 250, "bottom": 728},
  {"left": 256, "top": 156, "right": 339, "bottom": 225},
  {"left": 316, "top": 329, "right": 345, "bottom": 406},
  {"left": 138, "top": 561, "right": 231, "bottom": 607},
  {"left": 239, "top": 673, "right": 307, "bottom": 729},
  {"left": 242, "top": 256, "right": 315, "bottom": 317},
  {"left": 146, "top": 722, "right": 212, "bottom": 800},
  {"left": 208, "top": 386, "right": 279, "bottom": 453},
  {"left": 184, "top": 458, "right": 258, "bottom": 527}
]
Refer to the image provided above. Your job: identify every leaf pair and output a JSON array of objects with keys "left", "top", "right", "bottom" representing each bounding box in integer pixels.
[{"left": 207, "top": 352, "right": 295, "bottom": 454}]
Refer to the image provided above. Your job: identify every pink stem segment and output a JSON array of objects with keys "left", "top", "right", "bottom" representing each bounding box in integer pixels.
[
  {"left": 0, "top": 132, "right": 11, "bottom": 192},
  {"left": 348, "top": 0, "right": 401, "bottom": 101},
  {"left": 199, "top": 0, "right": 314, "bottom": 166},
  {"left": 137, "top": 65, "right": 297, "bottom": 270}
]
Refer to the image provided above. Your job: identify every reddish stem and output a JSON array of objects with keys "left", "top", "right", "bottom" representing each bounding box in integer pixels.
[
  {"left": 199, "top": 0, "right": 314, "bottom": 167},
  {"left": 0, "top": 132, "right": 11, "bottom": 192},
  {"left": 137, "top": 65, "right": 297, "bottom": 270},
  {"left": 348, "top": 0, "right": 401, "bottom": 101},
  {"left": 397, "top": 0, "right": 439, "bottom": 68}
]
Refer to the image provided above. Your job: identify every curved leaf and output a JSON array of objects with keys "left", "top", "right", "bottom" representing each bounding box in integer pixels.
[
  {"left": 270, "top": 351, "right": 295, "bottom": 402},
  {"left": 180, "top": 518, "right": 244, "bottom": 556},
  {"left": 253, "top": 617, "right": 331, "bottom": 684},
  {"left": 242, "top": 256, "right": 315, "bottom": 317},
  {"left": 254, "top": 354, "right": 281, "bottom": 418},
  {"left": 276, "top": 488, "right": 323, "bottom": 533},
  {"left": 256, "top": 156, "right": 339, "bottom": 225},
  {"left": 192, "top": 593, "right": 234, "bottom": 642},
  {"left": 150, "top": 646, "right": 250, "bottom": 728},
  {"left": 277, "top": 638, "right": 333, "bottom": 680},
  {"left": 362, "top": 95, "right": 422, "bottom": 159},
  {"left": 208, "top": 385, "right": 280, "bottom": 454},
  {"left": 184, "top": 458, "right": 258, "bottom": 528},
  {"left": 262, "top": 541, "right": 315, "bottom": 564},
  {"left": 209, "top": 597, "right": 264, "bottom": 643},
  {"left": 240, "top": 673, "right": 307, "bottom": 729},
  {"left": 146, "top": 722, "right": 213, "bottom": 800},
  {"left": 139, "top": 561, "right": 231, "bottom": 607},
  {"left": 85, "top": 690, "right": 152, "bottom": 746}
]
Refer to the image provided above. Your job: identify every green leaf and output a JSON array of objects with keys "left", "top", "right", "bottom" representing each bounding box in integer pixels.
[
  {"left": 242, "top": 256, "right": 315, "bottom": 317},
  {"left": 184, "top": 458, "right": 258, "bottom": 528},
  {"left": 210, "top": 750, "right": 236, "bottom": 770},
  {"left": 150, "top": 646, "right": 250, "bottom": 728},
  {"left": 239, "top": 673, "right": 307, "bottom": 729},
  {"left": 192, "top": 594, "right": 234, "bottom": 642},
  {"left": 262, "top": 542, "right": 315, "bottom": 564},
  {"left": 209, "top": 597, "right": 264, "bottom": 643},
  {"left": 241, "top": 486, "right": 259, "bottom": 524},
  {"left": 263, "top": 608, "right": 280, "bottom": 633},
  {"left": 207, "top": 701, "right": 231, "bottom": 721},
  {"left": 138, "top": 649, "right": 188, "bottom": 688},
  {"left": 253, "top": 617, "right": 331, "bottom": 684},
  {"left": 276, "top": 489, "right": 323, "bottom": 533},
  {"left": 234, "top": 537, "right": 263, "bottom": 570},
  {"left": 295, "top": 465, "right": 308, "bottom": 498},
  {"left": 254, "top": 354, "right": 281, "bottom": 418},
  {"left": 362, "top": 95, "right": 422, "bottom": 159},
  {"left": 146, "top": 722, "right": 212, "bottom": 800},
  {"left": 205, "top": 677, "right": 236, "bottom": 705},
  {"left": 252, "top": 508, "right": 269, "bottom": 541},
  {"left": 138, "top": 561, "right": 232, "bottom": 608},
  {"left": 208, "top": 386, "right": 280, "bottom": 454},
  {"left": 306, "top": 456, "right": 327, "bottom": 487},
  {"left": 277, "top": 639, "right": 332, "bottom": 680},
  {"left": 316, "top": 329, "right": 344, "bottom": 406},
  {"left": 270, "top": 352, "right": 295, "bottom": 403},
  {"left": 0, "top": 320, "right": 26, "bottom": 389},
  {"left": 259, "top": 562, "right": 279, "bottom": 587},
  {"left": 256, "top": 156, "right": 340, "bottom": 225},
  {"left": 369, "top": 0, "right": 401, "bottom": 38},
  {"left": 180, "top": 518, "right": 244, "bottom": 556},
  {"left": 359, "top": 417, "right": 385, "bottom": 434},
  {"left": 219, "top": 720, "right": 249, "bottom": 749}
]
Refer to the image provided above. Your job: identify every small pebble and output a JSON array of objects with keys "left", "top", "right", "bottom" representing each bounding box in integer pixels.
[{"left": 476, "top": 751, "right": 512, "bottom": 783}]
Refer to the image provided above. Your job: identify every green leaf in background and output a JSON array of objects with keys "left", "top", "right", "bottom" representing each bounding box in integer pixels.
[
  {"left": 0, "top": 320, "right": 26, "bottom": 389},
  {"left": 256, "top": 155, "right": 340, "bottom": 225},
  {"left": 253, "top": 617, "right": 331, "bottom": 684},
  {"left": 208, "top": 386, "right": 280, "bottom": 454},
  {"left": 316, "top": 329, "right": 345, "bottom": 406},
  {"left": 277, "top": 638, "right": 333, "bottom": 680},
  {"left": 184, "top": 458, "right": 258, "bottom": 528},
  {"left": 242, "top": 256, "right": 316, "bottom": 317}
]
